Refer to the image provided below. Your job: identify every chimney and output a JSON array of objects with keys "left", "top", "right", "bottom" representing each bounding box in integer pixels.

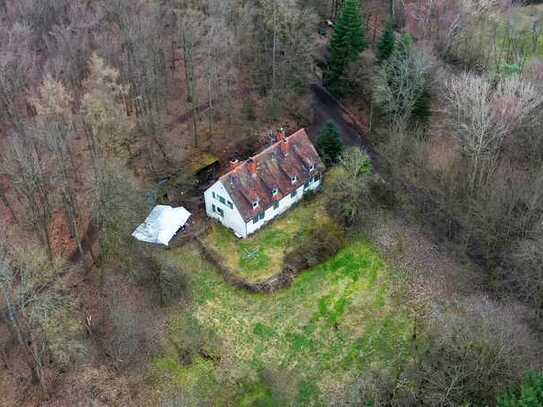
[
  {"left": 276, "top": 128, "right": 286, "bottom": 143},
  {"left": 247, "top": 158, "right": 257, "bottom": 177},
  {"left": 280, "top": 138, "right": 289, "bottom": 157}
]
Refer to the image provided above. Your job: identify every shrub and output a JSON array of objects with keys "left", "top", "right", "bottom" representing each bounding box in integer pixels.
[
  {"left": 159, "top": 265, "right": 192, "bottom": 307},
  {"left": 326, "top": 149, "right": 374, "bottom": 227},
  {"left": 284, "top": 222, "right": 345, "bottom": 272},
  {"left": 357, "top": 298, "right": 540, "bottom": 406},
  {"left": 408, "top": 298, "right": 538, "bottom": 406},
  {"left": 168, "top": 313, "right": 222, "bottom": 367},
  {"left": 369, "top": 175, "right": 396, "bottom": 209}
]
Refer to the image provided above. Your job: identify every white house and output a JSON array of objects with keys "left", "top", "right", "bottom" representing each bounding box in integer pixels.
[{"left": 204, "top": 128, "right": 324, "bottom": 238}]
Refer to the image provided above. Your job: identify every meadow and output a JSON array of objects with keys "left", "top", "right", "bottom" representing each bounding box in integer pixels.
[{"left": 152, "top": 236, "right": 411, "bottom": 404}]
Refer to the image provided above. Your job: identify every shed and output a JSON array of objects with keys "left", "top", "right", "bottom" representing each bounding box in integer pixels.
[{"left": 132, "top": 205, "right": 191, "bottom": 246}]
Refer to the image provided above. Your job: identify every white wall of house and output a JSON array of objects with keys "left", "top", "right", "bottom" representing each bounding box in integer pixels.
[
  {"left": 245, "top": 176, "right": 321, "bottom": 236},
  {"left": 204, "top": 175, "right": 321, "bottom": 239},
  {"left": 204, "top": 181, "right": 247, "bottom": 238}
]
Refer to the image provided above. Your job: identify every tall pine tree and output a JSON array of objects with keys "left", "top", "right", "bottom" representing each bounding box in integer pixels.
[
  {"left": 326, "top": 0, "right": 367, "bottom": 88},
  {"left": 376, "top": 21, "right": 395, "bottom": 62}
]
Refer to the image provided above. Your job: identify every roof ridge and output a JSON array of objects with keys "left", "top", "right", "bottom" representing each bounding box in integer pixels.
[
  {"left": 220, "top": 128, "right": 308, "bottom": 180},
  {"left": 217, "top": 128, "right": 324, "bottom": 222}
]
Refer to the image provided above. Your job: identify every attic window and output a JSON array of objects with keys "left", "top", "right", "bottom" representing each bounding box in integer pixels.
[
  {"left": 252, "top": 200, "right": 259, "bottom": 209},
  {"left": 291, "top": 175, "right": 298, "bottom": 184},
  {"left": 272, "top": 188, "right": 278, "bottom": 196},
  {"left": 309, "top": 164, "right": 315, "bottom": 172}
]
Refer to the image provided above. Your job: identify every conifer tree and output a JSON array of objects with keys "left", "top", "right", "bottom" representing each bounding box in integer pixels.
[
  {"left": 316, "top": 120, "right": 343, "bottom": 165},
  {"left": 376, "top": 21, "right": 395, "bottom": 62},
  {"left": 411, "top": 88, "right": 432, "bottom": 124},
  {"left": 326, "top": 0, "right": 367, "bottom": 87}
]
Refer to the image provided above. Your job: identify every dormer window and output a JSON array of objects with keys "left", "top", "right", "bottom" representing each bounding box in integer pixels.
[
  {"left": 291, "top": 175, "right": 298, "bottom": 184},
  {"left": 272, "top": 188, "right": 278, "bottom": 197},
  {"left": 309, "top": 164, "right": 315, "bottom": 172},
  {"left": 252, "top": 200, "right": 259, "bottom": 209}
]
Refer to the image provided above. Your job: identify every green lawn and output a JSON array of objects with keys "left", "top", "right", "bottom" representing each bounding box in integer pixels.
[
  {"left": 203, "top": 196, "right": 333, "bottom": 283},
  {"left": 153, "top": 240, "right": 412, "bottom": 405}
]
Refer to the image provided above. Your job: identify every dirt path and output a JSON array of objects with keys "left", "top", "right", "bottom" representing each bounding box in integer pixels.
[{"left": 308, "top": 83, "right": 384, "bottom": 170}]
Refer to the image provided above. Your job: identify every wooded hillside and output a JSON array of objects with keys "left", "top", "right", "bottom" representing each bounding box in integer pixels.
[{"left": 1, "top": 1, "right": 543, "bottom": 406}]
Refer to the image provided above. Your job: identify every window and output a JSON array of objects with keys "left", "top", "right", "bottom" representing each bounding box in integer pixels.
[
  {"left": 291, "top": 175, "right": 298, "bottom": 184},
  {"left": 291, "top": 190, "right": 297, "bottom": 198},
  {"left": 304, "top": 180, "right": 310, "bottom": 189},
  {"left": 216, "top": 207, "right": 224, "bottom": 217},
  {"left": 212, "top": 204, "right": 216, "bottom": 213},
  {"left": 219, "top": 195, "right": 226, "bottom": 205},
  {"left": 273, "top": 201, "right": 279, "bottom": 210},
  {"left": 253, "top": 212, "right": 264, "bottom": 224},
  {"left": 227, "top": 201, "right": 233, "bottom": 209},
  {"left": 309, "top": 164, "right": 315, "bottom": 172},
  {"left": 313, "top": 173, "right": 321, "bottom": 182},
  {"left": 212, "top": 192, "right": 216, "bottom": 199},
  {"left": 272, "top": 188, "right": 278, "bottom": 196},
  {"left": 252, "top": 200, "right": 259, "bottom": 209}
]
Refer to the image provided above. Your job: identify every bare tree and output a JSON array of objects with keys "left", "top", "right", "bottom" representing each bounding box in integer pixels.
[
  {"left": 32, "top": 77, "right": 85, "bottom": 260},
  {"left": 500, "top": 228, "right": 543, "bottom": 319},
  {"left": 0, "top": 244, "right": 85, "bottom": 393},
  {"left": 445, "top": 73, "right": 543, "bottom": 194},
  {"left": 81, "top": 54, "right": 134, "bottom": 163},
  {"left": 175, "top": 8, "right": 207, "bottom": 148},
  {"left": 374, "top": 39, "right": 433, "bottom": 124},
  {"left": 1, "top": 127, "right": 54, "bottom": 260}
]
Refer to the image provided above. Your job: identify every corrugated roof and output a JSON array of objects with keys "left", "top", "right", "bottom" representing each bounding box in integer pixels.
[{"left": 219, "top": 129, "right": 324, "bottom": 222}]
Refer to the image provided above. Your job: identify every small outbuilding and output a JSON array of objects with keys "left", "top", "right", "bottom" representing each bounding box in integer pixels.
[{"left": 132, "top": 205, "right": 191, "bottom": 246}]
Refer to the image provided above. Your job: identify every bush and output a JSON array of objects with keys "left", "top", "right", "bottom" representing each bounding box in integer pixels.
[
  {"left": 326, "top": 149, "right": 374, "bottom": 227},
  {"left": 168, "top": 313, "right": 222, "bottom": 367},
  {"left": 369, "top": 175, "right": 396, "bottom": 209},
  {"left": 356, "top": 298, "right": 539, "bottom": 406},
  {"left": 159, "top": 265, "right": 191, "bottom": 307},
  {"left": 284, "top": 222, "right": 345, "bottom": 272},
  {"left": 128, "top": 253, "right": 191, "bottom": 307},
  {"left": 499, "top": 237, "right": 543, "bottom": 316},
  {"left": 408, "top": 298, "right": 538, "bottom": 406}
]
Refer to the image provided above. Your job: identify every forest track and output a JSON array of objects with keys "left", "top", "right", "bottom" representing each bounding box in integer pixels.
[{"left": 308, "top": 83, "right": 384, "bottom": 170}]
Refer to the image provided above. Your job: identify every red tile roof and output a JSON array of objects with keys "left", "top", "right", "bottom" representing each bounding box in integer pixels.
[{"left": 219, "top": 128, "right": 325, "bottom": 222}]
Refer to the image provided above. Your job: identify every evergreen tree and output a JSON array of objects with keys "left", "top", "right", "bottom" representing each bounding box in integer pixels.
[
  {"left": 316, "top": 120, "right": 343, "bottom": 165},
  {"left": 376, "top": 21, "right": 395, "bottom": 62},
  {"left": 326, "top": 0, "right": 367, "bottom": 87},
  {"left": 411, "top": 87, "right": 432, "bottom": 124},
  {"left": 498, "top": 372, "right": 543, "bottom": 407}
]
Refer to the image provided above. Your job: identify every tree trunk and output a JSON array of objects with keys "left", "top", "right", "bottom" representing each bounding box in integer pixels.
[{"left": 182, "top": 28, "right": 199, "bottom": 148}]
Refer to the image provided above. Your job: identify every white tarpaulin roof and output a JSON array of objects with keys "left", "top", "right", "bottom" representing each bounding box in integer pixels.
[{"left": 132, "top": 205, "right": 191, "bottom": 246}]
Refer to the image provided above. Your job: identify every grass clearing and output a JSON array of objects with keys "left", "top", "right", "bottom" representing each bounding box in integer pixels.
[
  {"left": 203, "top": 196, "right": 333, "bottom": 283},
  {"left": 153, "top": 239, "right": 412, "bottom": 405}
]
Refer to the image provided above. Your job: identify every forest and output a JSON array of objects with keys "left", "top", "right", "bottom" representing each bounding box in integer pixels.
[{"left": 1, "top": 0, "right": 543, "bottom": 406}]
